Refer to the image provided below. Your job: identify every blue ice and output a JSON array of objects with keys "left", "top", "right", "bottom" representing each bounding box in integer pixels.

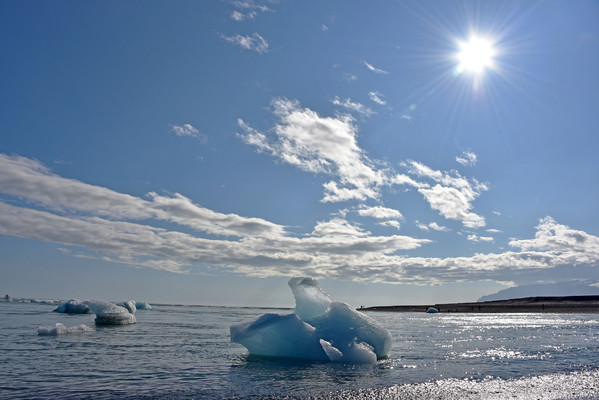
[
  {"left": 230, "top": 277, "right": 391, "bottom": 363},
  {"left": 53, "top": 299, "right": 90, "bottom": 314}
]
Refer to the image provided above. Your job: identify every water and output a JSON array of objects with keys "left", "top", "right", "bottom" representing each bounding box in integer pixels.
[{"left": 1, "top": 301, "right": 599, "bottom": 399}]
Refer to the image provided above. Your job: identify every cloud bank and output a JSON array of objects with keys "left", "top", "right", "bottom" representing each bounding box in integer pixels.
[{"left": 1, "top": 153, "right": 598, "bottom": 284}]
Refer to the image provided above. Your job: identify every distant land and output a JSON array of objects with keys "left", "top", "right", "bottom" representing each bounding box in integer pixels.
[
  {"left": 478, "top": 281, "right": 599, "bottom": 302},
  {"left": 360, "top": 295, "right": 599, "bottom": 313}
]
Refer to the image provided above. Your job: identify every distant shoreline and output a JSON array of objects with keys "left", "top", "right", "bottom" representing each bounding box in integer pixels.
[{"left": 359, "top": 295, "right": 599, "bottom": 313}]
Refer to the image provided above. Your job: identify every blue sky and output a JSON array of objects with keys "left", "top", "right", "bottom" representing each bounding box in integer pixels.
[{"left": 1, "top": 0, "right": 599, "bottom": 307}]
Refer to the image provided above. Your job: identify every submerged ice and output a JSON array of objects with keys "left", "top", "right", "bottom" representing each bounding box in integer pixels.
[{"left": 230, "top": 277, "right": 391, "bottom": 363}]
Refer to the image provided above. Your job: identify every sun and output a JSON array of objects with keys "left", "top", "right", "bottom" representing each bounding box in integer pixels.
[{"left": 456, "top": 36, "right": 496, "bottom": 74}]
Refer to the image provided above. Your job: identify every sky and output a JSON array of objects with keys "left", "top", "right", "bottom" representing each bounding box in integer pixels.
[{"left": 1, "top": 0, "right": 599, "bottom": 307}]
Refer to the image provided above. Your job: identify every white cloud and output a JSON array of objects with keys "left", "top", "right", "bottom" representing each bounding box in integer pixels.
[
  {"left": 468, "top": 234, "right": 494, "bottom": 242},
  {"left": 378, "top": 220, "right": 401, "bottom": 230},
  {"left": 404, "top": 160, "right": 487, "bottom": 228},
  {"left": 0, "top": 154, "right": 283, "bottom": 239},
  {"left": 364, "top": 61, "right": 389, "bottom": 75},
  {"left": 368, "top": 91, "right": 387, "bottom": 106},
  {"left": 359, "top": 206, "right": 403, "bottom": 230},
  {"left": 171, "top": 124, "right": 207, "bottom": 143},
  {"left": 1, "top": 156, "right": 598, "bottom": 284},
  {"left": 231, "top": 10, "right": 255, "bottom": 21},
  {"left": 239, "top": 98, "right": 387, "bottom": 203},
  {"left": 416, "top": 220, "right": 450, "bottom": 232},
  {"left": 342, "top": 72, "right": 358, "bottom": 82},
  {"left": 232, "top": 0, "right": 271, "bottom": 13},
  {"left": 487, "top": 228, "right": 502, "bottom": 233},
  {"left": 456, "top": 151, "right": 478, "bottom": 167},
  {"left": 331, "top": 96, "right": 375, "bottom": 117},
  {"left": 358, "top": 205, "right": 402, "bottom": 220},
  {"left": 171, "top": 123, "right": 199, "bottom": 137},
  {"left": 222, "top": 33, "right": 269, "bottom": 53},
  {"left": 510, "top": 217, "right": 599, "bottom": 257}
]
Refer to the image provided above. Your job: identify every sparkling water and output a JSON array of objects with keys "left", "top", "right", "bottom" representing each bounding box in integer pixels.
[{"left": 1, "top": 301, "right": 599, "bottom": 399}]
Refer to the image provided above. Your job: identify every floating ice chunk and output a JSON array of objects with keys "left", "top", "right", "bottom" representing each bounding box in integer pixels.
[
  {"left": 86, "top": 300, "right": 136, "bottom": 325},
  {"left": 53, "top": 299, "right": 90, "bottom": 314},
  {"left": 135, "top": 301, "right": 152, "bottom": 310},
  {"left": 38, "top": 323, "right": 93, "bottom": 336},
  {"left": 309, "top": 301, "right": 391, "bottom": 360},
  {"left": 231, "top": 313, "right": 327, "bottom": 360},
  {"left": 231, "top": 277, "right": 392, "bottom": 363},
  {"left": 118, "top": 300, "right": 137, "bottom": 314},
  {"left": 426, "top": 307, "right": 439, "bottom": 313},
  {"left": 320, "top": 339, "right": 377, "bottom": 364}
]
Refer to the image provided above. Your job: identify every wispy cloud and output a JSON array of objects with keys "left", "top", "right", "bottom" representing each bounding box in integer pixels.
[
  {"left": 0, "top": 154, "right": 282, "bottom": 239},
  {"left": 364, "top": 61, "right": 389, "bottom": 75},
  {"left": 368, "top": 91, "right": 387, "bottom": 106},
  {"left": 171, "top": 123, "right": 208, "bottom": 143},
  {"left": 415, "top": 220, "right": 450, "bottom": 232},
  {"left": 229, "top": 0, "right": 272, "bottom": 21},
  {"left": 468, "top": 233, "right": 494, "bottom": 242},
  {"left": 331, "top": 96, "right": 375, "bottom": 117},
  {"left": 456, "top": 151, "right": 478, "bottom": 167},
  {"left": 222, "top": 33, "right": 269, "bottom": 53},
  {"left": 342, "top": 72, "right": 357, "bottom": 82}
]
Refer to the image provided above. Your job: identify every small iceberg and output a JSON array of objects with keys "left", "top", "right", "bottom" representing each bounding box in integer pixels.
[
  {"left": 38, "top": 323, "right": 93, "bottom": 336},
  {"left": 86, "top": 301, "right": 136, "bottom": 326},
  {"left": 135, "top": 301, "right": 152, "bottom": 310},
  {"left": 117, "top": 300, "right": 137, "bottom": 314},
  {"left": 231, "top": 277, "right": 391, "bottom": 363},
  {"left": 53, "top": 299, "right": 90, "bottom": 314},
  {"left": 426, "top": 307, "right": 439, "bottom": 313}
]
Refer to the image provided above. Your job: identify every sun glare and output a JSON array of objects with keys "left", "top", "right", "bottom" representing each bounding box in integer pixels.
[{"left": 456, "top": 36, "right": 495, "bottom": 74}]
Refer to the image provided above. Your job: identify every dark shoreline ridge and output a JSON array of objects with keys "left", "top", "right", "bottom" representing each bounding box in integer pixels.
[{"left": 359, "top": 295, "right": 599, "bottom": 313}]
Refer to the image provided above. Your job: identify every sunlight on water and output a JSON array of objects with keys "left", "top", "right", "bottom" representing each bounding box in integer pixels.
[{"left": 1, "top": 302, "right": 598, "bottom": 399}]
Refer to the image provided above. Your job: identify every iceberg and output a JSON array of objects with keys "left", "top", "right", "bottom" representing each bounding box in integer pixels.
[
  {"left": 135, "top": 301, "right": 152, "bottom": 310},
  {"left": 118, "top": 300, "right": 137, "bottom": 314},
  {"left": 230, "top": 277, "right": 391, "bottom": 363},
  {"left": 38, "top": 323, "right": 93, "bottom": 336},
  {"left": 53, "top": 299, "right": 90, "bottom": 314},
  {"left": 86, "top": 300, "right": 136, "bottom": 326}
]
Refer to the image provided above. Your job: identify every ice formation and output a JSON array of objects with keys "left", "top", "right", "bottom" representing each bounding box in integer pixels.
[
  {"left": 135, "top": 301, "right": 152, "bottom": 310},
  {"left": 53, "top": 299, "right": 90, "bottom": 314},
  {"left": 38, "top": 323, "right": 94, "bottom": 336},
  {"left": 86, "top": 300, "right": 136, "bottom": 326},
  {"left": 118, "top": 300, "right": 137, "bottom": 314},
  {"left": 230, "top": 277, "right": 392, "bottom": 363}
]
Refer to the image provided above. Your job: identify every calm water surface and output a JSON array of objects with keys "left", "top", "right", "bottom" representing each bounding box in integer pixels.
[{"left": 1, "top": 301, "right": 599, "bottom": 399}]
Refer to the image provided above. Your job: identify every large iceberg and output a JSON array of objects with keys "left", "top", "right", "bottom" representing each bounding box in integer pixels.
[{"left": 230, "top": 277, "right": 391, "bottom": 363}]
